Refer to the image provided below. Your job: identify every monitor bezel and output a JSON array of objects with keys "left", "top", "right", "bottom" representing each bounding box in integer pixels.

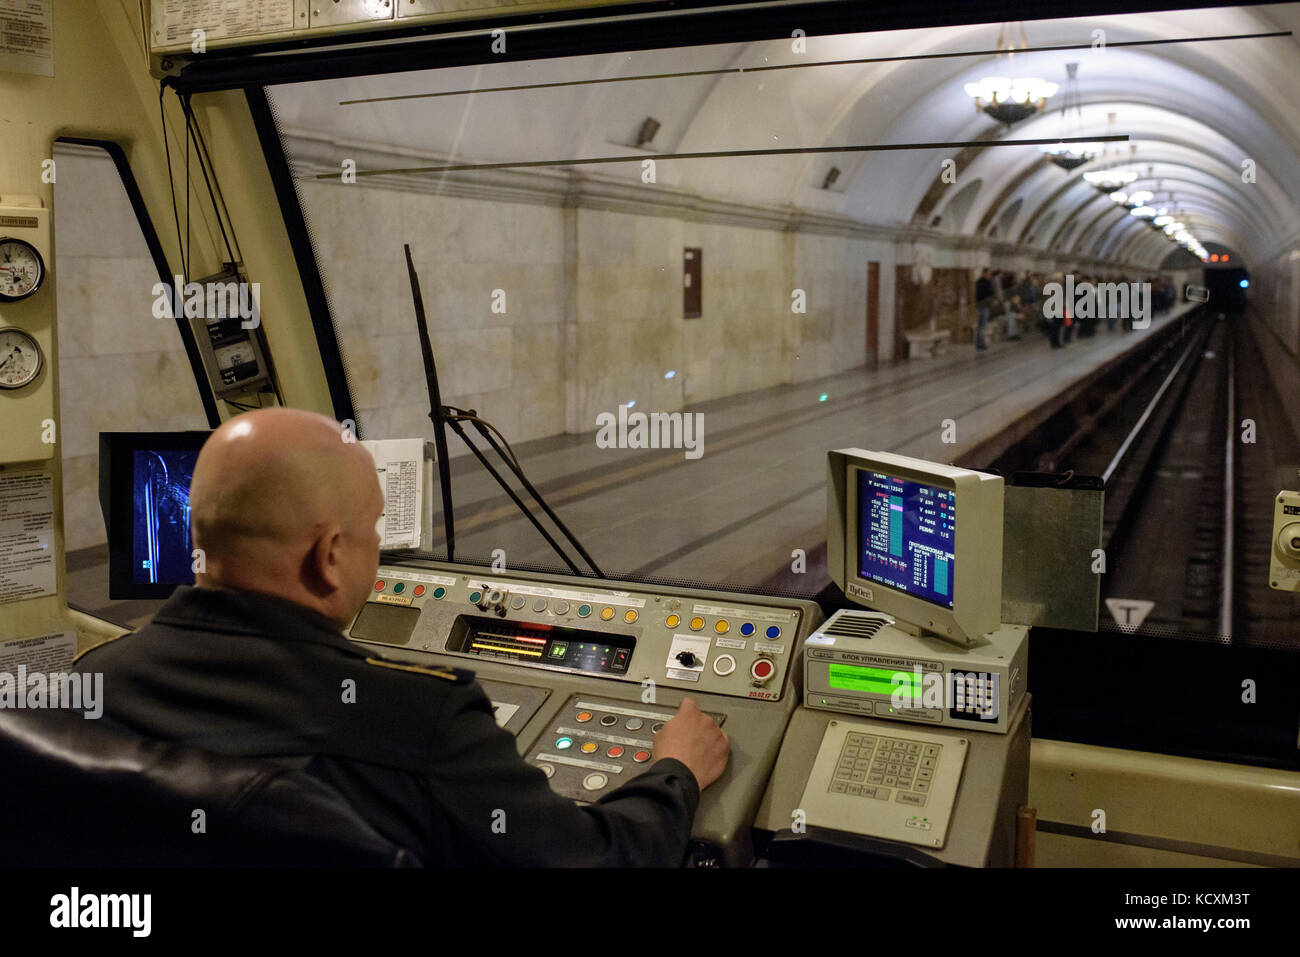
[{"left": 100, "top": 430, "right": 212, "bottom": 601}]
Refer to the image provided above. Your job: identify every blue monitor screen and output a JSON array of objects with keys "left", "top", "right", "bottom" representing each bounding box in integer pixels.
[
  {"left": 858, "top": 470, "right": 956, "bottom": 609},
  {"left": 131, "top": 450, "right": 199, "bottom": 586}
]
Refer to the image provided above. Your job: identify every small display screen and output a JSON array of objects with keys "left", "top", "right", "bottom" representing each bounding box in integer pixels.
[
  {"left": 858, "top": 469, "right": 956, "bottom": 609},
  {"left": 827, "top": 663, "right": 920, "bottom": 700},
  {"left": 351, "top": 602, "right": 423, "bottom": 646},
  {"left": 450, "top": 617, "right": 634, "bottom": 675},
  {"left": 132, "top": 449, "right": 200, "bottom": 585}
]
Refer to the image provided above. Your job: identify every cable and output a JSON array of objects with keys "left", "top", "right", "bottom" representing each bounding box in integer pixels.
[
  {"left": 180, "top": 94, "right": 237, "bottom": 265},
  {"left": 160, "top": 85, "right": 185, "bottom": 287},
  {"left": 446, "top": 409, "right": 521, "bottom": 471}
]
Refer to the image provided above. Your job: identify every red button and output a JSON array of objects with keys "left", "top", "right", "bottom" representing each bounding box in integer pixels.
[
  {"left": 575, "top": 711, "right": 593, "bottom": 723},
  {"left": 607, "top": 746, "right": 624, "bottom": 758},
  {"left": 413, "top": 585, "right": 426, "bottom": 597},
  {"left": 374, "top": 580, "right": 385, "bottom": 591},
  {"left": 752, "top": 659, "right": 774, "bottom": 679},
  {"left": 632, "top": 750, "right": 651, "bottom": 763}
]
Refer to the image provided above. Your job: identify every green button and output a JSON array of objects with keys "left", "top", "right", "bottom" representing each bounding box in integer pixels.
[
  {"left": 556, "top": 737, "right": 573, "bottom": 750},
  {"left": 577, "top": 604, "right": 592, "bottom": 617},
  {"left": 469, "top": 591, "right": 483, "bottom": 604},
  {"left": 432, "top": 586, "right": 446, "bottom": 600},
  {"left": 393, "top": 582, "right": 405, "bottom": 594}
]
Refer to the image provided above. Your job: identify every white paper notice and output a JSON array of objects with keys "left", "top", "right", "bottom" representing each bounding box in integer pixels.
[
  {"left": 361, "top": 439, "right": 426, "bottom": 549},
  {"left": 0, "top": 472, "right": 56, "bottom": 603},
  {"left": 0, "top": 0, "right": 53, "bottom": 77},
  {"left": 0, "top": 631, "right": 75, "bottom": 674},
  {"left": 151, "top": 0, "right": 295, "bottom": 46}
]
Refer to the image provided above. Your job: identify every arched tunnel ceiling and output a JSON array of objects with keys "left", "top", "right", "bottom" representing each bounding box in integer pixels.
[{"left": 270, "top": 5, "right": 1300, "bottom": 269}]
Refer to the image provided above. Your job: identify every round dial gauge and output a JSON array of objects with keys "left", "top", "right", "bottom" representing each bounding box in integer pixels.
[
  {"left": 0, "top": 327, "right": 43, "bottom": 390},
  {"left": 0, "top": 237, "right": 46, "bottom": 302}
]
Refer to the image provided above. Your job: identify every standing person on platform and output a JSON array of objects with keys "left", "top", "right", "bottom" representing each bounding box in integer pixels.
[{"left": 974, "top": 268, "right": 994, "bottom": 352}]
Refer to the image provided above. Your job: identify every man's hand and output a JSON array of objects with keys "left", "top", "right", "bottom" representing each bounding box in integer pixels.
[{"left": 652, "top": 698, "right": 730, "bottom": 790}]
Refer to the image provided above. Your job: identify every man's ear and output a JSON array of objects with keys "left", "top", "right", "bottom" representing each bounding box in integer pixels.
[{"left": 309, "top": 524, "right": 347, "bottom": 594}]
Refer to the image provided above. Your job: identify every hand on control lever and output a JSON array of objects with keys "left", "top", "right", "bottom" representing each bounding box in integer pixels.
[{"left": 652, "top": 697, "right": 730, "bottom": 791}]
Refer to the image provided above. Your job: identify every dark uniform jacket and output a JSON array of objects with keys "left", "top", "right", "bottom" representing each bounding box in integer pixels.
[{"left": 76, "top": 586, "right": 701, "bottom": 866}]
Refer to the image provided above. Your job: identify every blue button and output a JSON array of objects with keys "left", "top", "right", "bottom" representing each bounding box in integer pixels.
[
  {"left": 432, "top": 586, "right": 446, "bottom": 600},
  {"left": 469, "top": 590, "right": 483, "bottom": 604},
  {"left": 393, "top": 582, "right": 405, "bottom": 594},
  {"left": 577, "top": 604, "right": 592, "bottom": 618},
  {"left": 766, "top": 625, "right": 782, "bottom": 639},
  {"left": 556, "top": 737, "right": 573, "bottom": 750},
  {"left": 739, "top": 622, "right": 755, "bottom": 636}
]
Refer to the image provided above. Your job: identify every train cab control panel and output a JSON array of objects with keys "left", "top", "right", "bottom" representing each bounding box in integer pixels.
[{"left": 345, "top": 559, "right": 823, "bottom": 866}]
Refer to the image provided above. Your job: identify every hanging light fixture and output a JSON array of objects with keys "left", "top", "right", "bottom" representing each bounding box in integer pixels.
[
  {"left": 964, "top": 23, "right": 1057, "bottom": 126},
  {"left": 1039, "top": 63, "right": 1097, "bottom": 169}
]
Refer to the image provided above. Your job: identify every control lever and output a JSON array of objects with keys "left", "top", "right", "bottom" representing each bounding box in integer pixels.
[{"left": 675, "top": 651, "right": 699, "bottom": 669}]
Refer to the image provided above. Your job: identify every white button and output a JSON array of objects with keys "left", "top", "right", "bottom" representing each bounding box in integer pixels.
[
  {"left": 582, "top": 773, "right": 608, "bottom": 791},
  {"left": 538, "top": 763, "right": 555, "bottom": 778},
  {"left": 712, "top": 653, "right": 736, "bottom": 676}
]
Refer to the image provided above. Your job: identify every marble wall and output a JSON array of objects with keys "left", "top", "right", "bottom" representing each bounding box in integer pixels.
[
  {"left": 302, "top": 179, "right": 894, "bottom": 444},
  {"left": 53, "top": 146, "right": 210, "bottom": 552}
]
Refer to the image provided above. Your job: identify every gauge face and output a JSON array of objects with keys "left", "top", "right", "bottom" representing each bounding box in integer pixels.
[
  {"left": 0, "top": 327, "right": 43, "bottom": 389},
  {"left": 0, "top": 237, "right": 45, "bottom": 301}
]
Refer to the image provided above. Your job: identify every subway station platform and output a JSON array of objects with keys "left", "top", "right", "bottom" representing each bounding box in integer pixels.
[{"left": 431, "top": 301, "right": 1201, "bottom": 587}]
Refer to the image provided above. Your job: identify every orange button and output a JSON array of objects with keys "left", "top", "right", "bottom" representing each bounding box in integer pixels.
[
  {"left": 666, "top": 614, "right": 680, "bottom": 628},
  {"left": 632, "top": 750, "right": 652, "bottom": 763},
  {"left": 580, "top": 742, "right": 598, "bottom": 754},
  {"left": 624, "top": 609, "right": 638, "bottom": 624},
  {"left": 714, "top": 619, "right": 730, "bottom": 634},
  {"left": 607, "top": 746, "right": 625, "bottom": 758},
  {"left": 575, "top": 711, "right": 592, "bottom": 722},
  {"left": 413, "top": 584, "right": 426, "bottom": 597},
  {"left": 600, "top": 606, "right": 616, "bottom": 621},
  {"left": 689, "top": 616, "right": 704, "bottom": 631},
  {"left": 374, "top": 580, "right": 385, "bottom": 591}
]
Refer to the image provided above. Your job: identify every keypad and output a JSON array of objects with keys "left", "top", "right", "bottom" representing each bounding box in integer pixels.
[{"left": 829, "top": 733, "right": 942, "bottom": 806}]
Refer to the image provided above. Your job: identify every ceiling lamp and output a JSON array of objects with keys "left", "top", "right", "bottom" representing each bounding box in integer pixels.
[
  {"left": 1039, "top": 63, "right": 1095, "bottom": 169},
  {"left": 964, "top": 23, "right": 1057, "bottom": 126},
  {"left": 1131, "top": 205, "right": 1157, "bottom": 218},
  {"left": 1128, "top": 190, "right": 1154, "bottom": 205},
  {"left": 1085, "top": 168, "right": 1139, "bottom": 190},
  {"left": 1109, "top": 190, "right": 1129, "bottom": 205}
]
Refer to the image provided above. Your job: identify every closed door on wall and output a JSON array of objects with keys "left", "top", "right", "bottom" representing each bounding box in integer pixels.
[{"left": 866, "top": 261, "right": 880, "bottom": 367}]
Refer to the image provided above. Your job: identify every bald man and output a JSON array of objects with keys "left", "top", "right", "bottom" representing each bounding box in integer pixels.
[{"left": 78, "top": 408, "right": 729, "bottom": 866}]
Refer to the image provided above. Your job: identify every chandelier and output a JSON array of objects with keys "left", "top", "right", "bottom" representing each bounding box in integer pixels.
[
  {"left": 1039, "top": 63, "right": 1097, "bottom": 169},
  {"left": 964, "top": 23, "right": 1057, "bottom": 127}
]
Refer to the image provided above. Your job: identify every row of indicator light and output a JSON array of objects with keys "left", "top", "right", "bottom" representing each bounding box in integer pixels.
[
  {"left": 664, "top": 614, "right": 782, "bottom": 639},
  {"left": 554, "top": 736, "right": 651, "bottom": 763},
  {"left": 373, "top": 579, "right": 445, "bottom": 599},
  {"left": 371, "top": 579, "right": 638, "bottom": 622}
]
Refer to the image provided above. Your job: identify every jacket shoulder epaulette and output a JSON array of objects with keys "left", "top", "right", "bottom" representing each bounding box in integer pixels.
[
  {"left": 363, "top": 656, "right": 474, "bottom": 683},
  {"left": 72, "top": 629, "right": 132, "bottom": 665}
]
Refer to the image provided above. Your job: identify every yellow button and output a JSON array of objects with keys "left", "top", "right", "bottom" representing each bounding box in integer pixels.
[
  {"left": 666, "top": 614, "right": 680, "bottom": 628},
  {"left": 715, "top": 619, "right": 730, "bottom": 634},
  {"left": 600, "top": 606, "right": 615, "bottom": 621},
  {"left": 580, "top": 742, "right": 598, "bottom": 753},
  {"left": 689, "top": 616, "right": 704, "bottom": 631},
  {"left": 624, "top": 609, "right": 638, "bottom": 624}
]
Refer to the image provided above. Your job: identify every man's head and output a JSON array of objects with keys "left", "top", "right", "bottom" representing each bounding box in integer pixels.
[{"left": 189, "top": 408, "right": 383, "bottom": 627}]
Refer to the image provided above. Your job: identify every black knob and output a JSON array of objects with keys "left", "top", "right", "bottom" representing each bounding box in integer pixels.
[{"left": 676, "top": 651, "right": 698, "bottom": 668}]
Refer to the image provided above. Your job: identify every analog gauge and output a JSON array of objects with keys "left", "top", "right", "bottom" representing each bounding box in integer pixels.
[
  {"left": 0, "top": 327, "right": 43, "bottom": 390},
  {"left": 0, "top": 237, "right": 45, "bottom": 302}
]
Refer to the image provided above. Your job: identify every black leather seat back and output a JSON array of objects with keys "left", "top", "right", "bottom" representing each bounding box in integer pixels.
[{"left": 0, "top": 710, "right": 419, "bottom": 867}]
